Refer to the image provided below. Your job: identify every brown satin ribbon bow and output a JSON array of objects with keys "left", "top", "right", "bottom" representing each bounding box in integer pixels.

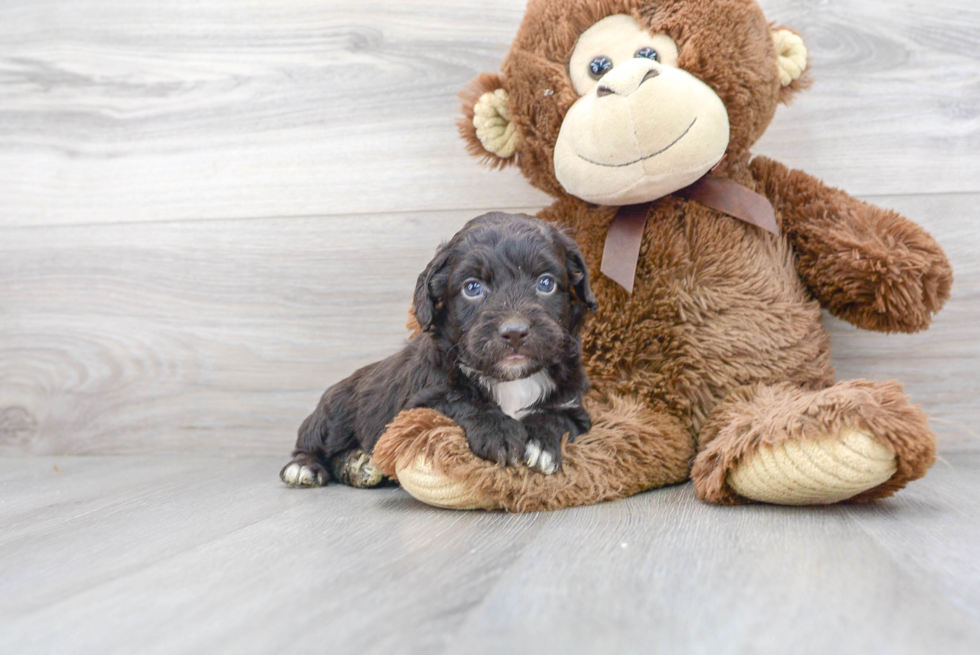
[{"left": 600, "top": 176, "right": 779, "bottom": 294}]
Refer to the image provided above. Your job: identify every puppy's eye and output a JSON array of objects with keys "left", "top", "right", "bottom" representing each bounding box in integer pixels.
[
  {"left": 635, "top": 47, "right": 659, "bottom": 61},
  {"left": 462, "top": 279, "right": 485, "bottom": 300},
  {"left": 536, "top": 275, "right": 557, "bottom": 295},
  {"left": 588, "top": 55, "right": 613, "bottom": 80}
]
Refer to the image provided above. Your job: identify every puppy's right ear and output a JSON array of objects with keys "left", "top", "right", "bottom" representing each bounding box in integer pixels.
[
  {"left": 413, "top": 243, "right": 453, "bottom": 332},
  {"left": 458, "top": 72, "right": 519, "bottom": 170}
]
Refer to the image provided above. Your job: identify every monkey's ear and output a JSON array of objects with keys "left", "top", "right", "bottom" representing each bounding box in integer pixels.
[
  {"left": 412, "top": 244, "right": 453, "bottom": 332},
  {"left": 458, "top": 72, "right": 519, "bottom": 169},
  {"left": 772, "top": 27, "right": 811, "bottom": 104}
]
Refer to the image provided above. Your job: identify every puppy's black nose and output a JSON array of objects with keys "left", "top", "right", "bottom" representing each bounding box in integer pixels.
[{"left": 499, "top": 322, "right": 529, "bottom": 348}]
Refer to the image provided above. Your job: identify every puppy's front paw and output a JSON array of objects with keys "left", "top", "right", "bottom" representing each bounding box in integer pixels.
[
  {"left": 522, "top": 413, "right": 575, "bottom": 474},
  {"left": 524, "top": 439, "right": 560, "bottom": 475},
  {"left": 280, "top": 457, "right": 328, "bottom": 488},
  {"left": 466, "top": 420, "right": 528, "bottom": 467}
]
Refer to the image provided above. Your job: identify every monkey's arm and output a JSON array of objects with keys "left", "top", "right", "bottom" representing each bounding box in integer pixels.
[{"left": 751, "top": 156, "right": 952, "bottom": 333}]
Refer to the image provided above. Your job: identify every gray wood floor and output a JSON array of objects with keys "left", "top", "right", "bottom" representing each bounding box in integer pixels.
[
  {"left": 1, "top": 0, "right": 979, "bottom": 652},
  {"left": 2, "top": 452, "right": 979, "bottom": 655}
]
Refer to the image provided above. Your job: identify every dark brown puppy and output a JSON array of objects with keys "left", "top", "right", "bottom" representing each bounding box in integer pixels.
[{"left": 280, "top": 212, "right": 597, "bottom": 488}]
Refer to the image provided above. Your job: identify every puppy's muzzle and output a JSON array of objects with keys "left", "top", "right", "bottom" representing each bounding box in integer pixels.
[{"left": 499, "top": 320, "right": 530, "bottom": 350}]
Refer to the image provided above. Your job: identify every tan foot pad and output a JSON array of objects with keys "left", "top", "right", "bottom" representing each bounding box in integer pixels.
[
  {"left": 727, "top": 427, "right": 898, "bottom": 505},
  {"left": 395, "top": 455, "right": 500, "bottom": 511}
]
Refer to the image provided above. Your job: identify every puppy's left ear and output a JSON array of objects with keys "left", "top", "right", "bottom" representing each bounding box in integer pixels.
[
  {"left": 413, "top": 243, "right": 453, "bottom": 332},
  {"left": 557, "top": 231, "right": 598, "bottom": 312}
]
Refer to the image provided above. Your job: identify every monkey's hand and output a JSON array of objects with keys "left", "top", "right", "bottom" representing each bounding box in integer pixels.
[{"left": 752, "top": 156, "right": 952, "bottom": 333}]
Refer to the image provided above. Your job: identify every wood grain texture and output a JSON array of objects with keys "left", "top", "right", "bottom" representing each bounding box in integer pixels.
[
  {"left": 0, "top": 0, "right": 978, "bottom": 227},
  {"left": 0, "top": 209, "right": 481, "bottom": 454},
  {"left": 1, "top": 193, "right": 976, "bottom": 456},
  {"left": 1, "top": 453, "right": 978, "bottom": 654}
]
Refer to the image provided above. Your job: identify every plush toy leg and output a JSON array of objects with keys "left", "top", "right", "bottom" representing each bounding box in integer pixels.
[
  {"left": 371, "top": 393, "right": 695, "bottom": 512},
  {"left": 691, "top": 380, "right": 936, "bottom": 505}
]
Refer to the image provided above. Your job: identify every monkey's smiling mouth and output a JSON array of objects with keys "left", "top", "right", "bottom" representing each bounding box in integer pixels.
[{"left": 576, "top": 117, "right": 698, "bottom": 168}]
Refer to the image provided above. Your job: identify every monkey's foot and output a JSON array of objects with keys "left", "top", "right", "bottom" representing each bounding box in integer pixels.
[
  {"left": 692, "top": 380, "right": 936, "bottom": 505},
  {"left": 396, "top": 455, "right": 499, "bottom": 510},
  {"left": 372, "top": 396, "right": 694, "bottom": 513},
  {"left": 727, "top": 427, "right": 898, "bottom": 505}
]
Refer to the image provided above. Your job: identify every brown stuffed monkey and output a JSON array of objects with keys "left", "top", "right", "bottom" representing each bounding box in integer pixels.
[{"left": 370, "top": 0, "right": 952, "bottom": 511}]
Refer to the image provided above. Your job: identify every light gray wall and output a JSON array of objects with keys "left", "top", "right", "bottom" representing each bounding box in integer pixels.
[{"left": 1, "top": 0, "right": 977, "bottom": 455}]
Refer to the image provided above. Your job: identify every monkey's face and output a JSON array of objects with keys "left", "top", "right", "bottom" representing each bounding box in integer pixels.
[
  {"left": 460, "top": 0, "right": 809, "bottom": 205},
  {"left": 554, "top": 15, "right": 730, "bottom": 206}
]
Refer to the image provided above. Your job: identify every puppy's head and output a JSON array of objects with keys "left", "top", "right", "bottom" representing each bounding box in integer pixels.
[{"left": 414, "top": 212, "right": 597, "bottom": 381}]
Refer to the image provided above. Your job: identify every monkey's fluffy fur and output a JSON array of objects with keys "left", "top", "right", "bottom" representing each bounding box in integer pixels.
[{"left": 372, "top": 0, "right": 951, "bottom": 510}]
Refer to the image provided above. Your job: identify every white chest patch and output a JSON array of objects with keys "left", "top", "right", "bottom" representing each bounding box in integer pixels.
[{"left": 491, "top": 371, "right": 557, "bottom": 420}]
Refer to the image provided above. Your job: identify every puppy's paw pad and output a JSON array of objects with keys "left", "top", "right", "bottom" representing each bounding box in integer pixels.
[
  {"left": 524, "top": 440, "right": 559, "bottom": 475},
  {"left": 280, "top": 462, "right": 327, "bottom": 488}
]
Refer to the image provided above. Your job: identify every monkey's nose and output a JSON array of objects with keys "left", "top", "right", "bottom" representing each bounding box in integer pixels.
[
  {"left": 499, "top": 322, "right": 530, "bottom": 348},
  {"left": 595, "top": 59, "right": 661, "bottom": 97}
]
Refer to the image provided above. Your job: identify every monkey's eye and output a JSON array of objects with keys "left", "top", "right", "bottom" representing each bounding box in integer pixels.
[
  {"left": 588, "top": 56, "right": 613, "bottom": 80},
  {"left": 635, "top": 47, "right": 659, "bottom": 61},
  {"left": 536, "top": 275, "right": 557, "bottom": 295},
  {"left": 462, "top": 279, "right": 485, "bottom": 300}
]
